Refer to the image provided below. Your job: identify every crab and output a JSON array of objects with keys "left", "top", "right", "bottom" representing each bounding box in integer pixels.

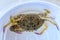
[{"left": 3, "top": 9, "right": 59, "bottom": 35}]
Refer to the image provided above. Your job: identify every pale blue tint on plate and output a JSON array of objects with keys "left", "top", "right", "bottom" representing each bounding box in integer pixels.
[{"left": 0, "top": 2, "right": 60, "bottom": 40}]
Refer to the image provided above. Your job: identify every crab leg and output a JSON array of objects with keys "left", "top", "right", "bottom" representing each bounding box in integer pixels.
[
  {"left": 35, "top": 23, "right": 47, "bottom": 35},
  {"left": 3, "top": 22, "right": 11, "bottom": 40},
  {"left": 38, "top": 15, "right": 59, "bottom": 30},
  {"left": 15, "top": 16, "right": 23, "bottom": 21},
  {"left": 3, "top": 16, "right": 17, "bottom": 32},
  {"left": 3, "top": 22, "right": 11, "bottom": 32},
  {"left": 44, "top": 9, "right": 50, "bottom": 14},
  {"left": 15, "top": 27, "right": 23, "bottom": 34},
  {"left": 45, "top": 16, "right": 55, "bottom": 19},
  {"left": 46, "top": 19, "right": 59, "bottom": 30},
  {"left": 40, "top": 23, "right": 47, "bottom": 35},
  {"left": 38, "top": 15, "right": 55, "bottom": 20}
]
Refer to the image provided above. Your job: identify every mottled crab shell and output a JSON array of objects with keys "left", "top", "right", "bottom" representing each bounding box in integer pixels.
[{"left": 10, "top": 14, "right": 45, "bottom": 32}]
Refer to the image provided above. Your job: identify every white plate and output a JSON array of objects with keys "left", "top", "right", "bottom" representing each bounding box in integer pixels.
[{"left": 0, "top": 1, "right": 60, "bottom": 40}]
